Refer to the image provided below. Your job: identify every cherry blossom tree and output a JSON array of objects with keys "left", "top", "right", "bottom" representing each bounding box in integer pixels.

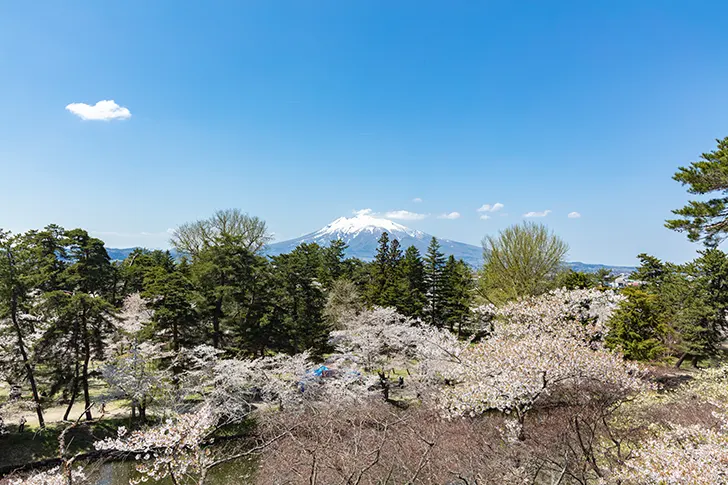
[
  {"left": 441, "top": 289, "right": 641, "bottom": 439},
  {"left": 614, "top": 421, "right": 728, "bottom": 485}
]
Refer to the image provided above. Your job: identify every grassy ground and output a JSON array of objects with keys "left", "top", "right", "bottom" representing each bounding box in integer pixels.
[
  {"left": 1, "top": 380, "right": 130, "bottom": 431},
  {"left": 0, "top": 418, "right": 127, "bottom": 470},
  {"left": 0, "top": 378, "right": 135, "bottom": 471}
]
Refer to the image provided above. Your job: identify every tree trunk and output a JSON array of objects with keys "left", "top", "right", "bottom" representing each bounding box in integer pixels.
[
  {"left": 9, "top": 295, "right": 45, "bottom": 428},
  {"left": 675, "top": 352, "right": 689, "bottom": 368},
  {"left": 691, "top": 354, "right": 700, "bottom": 368},
  {"left": 212, "top": 295, "right": 223, "bottom": 348},
  {"left": 5, "top": 248, "right": 45, "bottom": 428},
  {"left": 81, "top": 305, "right": 93, "bottom": 421},
  {"left": 63, "top": 368, "right": 79, "bottom": 421}
]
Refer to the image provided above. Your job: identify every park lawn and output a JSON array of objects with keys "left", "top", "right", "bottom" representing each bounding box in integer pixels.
[{"left": 0, "top": 418, "right": 126, "bottom": 470}]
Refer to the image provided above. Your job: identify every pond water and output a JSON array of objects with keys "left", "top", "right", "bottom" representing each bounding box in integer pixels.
[{"left": 88, "top": 457, "right": 256, "bottom": 485}]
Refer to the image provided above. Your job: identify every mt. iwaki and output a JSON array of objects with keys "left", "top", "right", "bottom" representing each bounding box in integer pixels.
[{"left": 265, "top": 212, "right": 483, "bottom": 266}]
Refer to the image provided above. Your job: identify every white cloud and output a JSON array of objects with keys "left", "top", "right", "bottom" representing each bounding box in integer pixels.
[
  {"left": 477, "top": 202, "right": 504, "bottom": 213},
  {"left": 568, "top": 211, "right": 582, "bottom": 219},
  {"left": 412, "top": 197, "right": 423, "bottom": 203},
  {"left": 523, "top": 210, "right": 552, "bottom": 218},
  {"left": 353, "top": 208, "right": 374, "bottom": 216},
  {"left": 438, "top": 212, "right": 461, "bottom": 220},
  {"left": 480, "top": 214, "right": 491, "bottom": 220},
  {"left": 66, "top": 100, "right": 131, "bottom": 121},
  {"left": 384, "top": 210, "right": 428, "bottom": 221}
]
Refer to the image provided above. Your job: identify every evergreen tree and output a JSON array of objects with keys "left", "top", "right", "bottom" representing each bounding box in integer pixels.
[
  {"left": 442, "top": 256, "right": 474, "bottom": 336},
  {"left": 39, "top": 229, "right": 116, "bottom": 421},
  {"left": 367, "top": 232, "right": 392, "bottom": 307},
  {"left": 666, "top": 136, "right": 728, "bottom": 246},
  {"left": 555, "top": 270, "right": 595, "bottom": 290},
  {"left": 0, "top": 230, "right": 46, "bottom": 427},
  {"left": 398, "top": 246, "right": 427, "bottom": 318},
  {"left": 270, "top": 243, "right": 328, "bottom": 355},
  {"left": 142, "top": 266, "right": 199, "bottom": 353},
  {"left": 320, "top": 239, "right": 348, "bottom": 289},
  {"left": 606, "top": 287, "right": 666, "bottom": 361},
  {"left": 424, "top": 237, "right": 446, "bottom": 327}
]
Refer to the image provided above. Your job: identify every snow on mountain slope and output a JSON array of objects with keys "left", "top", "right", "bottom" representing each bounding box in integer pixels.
[{"left": 264, "top": 212, "right": 483, "bottom": 266}]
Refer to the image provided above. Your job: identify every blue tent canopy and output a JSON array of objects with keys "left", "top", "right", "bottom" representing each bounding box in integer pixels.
[{"left": 311, "top": 365, "right": 329, "bottom": 376}]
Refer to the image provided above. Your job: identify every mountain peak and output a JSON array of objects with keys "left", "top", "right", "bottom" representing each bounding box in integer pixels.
[{"left": 316, "top": 212, "right": 420, "bottom": 238}]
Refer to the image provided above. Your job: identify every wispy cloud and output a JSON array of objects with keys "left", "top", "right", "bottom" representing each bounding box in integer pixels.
[
  {"left": 523, "top": 210, "right": 552, "bottom": 218},
  {"left": 438, "top": 212, "right": 461, "bottom": 220},
  {"left": 477, "top": 202, "right": 504, "bottom": 213},
  {"left": 412, "top": 197, "right": 423, "bottom": 203},
  {"left": 66, "top": 100, "right": 131, "bottom": 121},
  {"left": 568, "top": 211, "right": 582, "bottom": 219},
  {"left": 384, "top": 210, "right": 428, "bottom": 221},
  {"left": 353, "top": 208, "right": 374, "bottom": 216},
  {"left": 480, "top": 214, "right": 491, "bottom": 220}
]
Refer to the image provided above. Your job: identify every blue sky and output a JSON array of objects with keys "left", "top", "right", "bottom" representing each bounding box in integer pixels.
[{"left": 2, "top": 1, "right": 728, "bottom": 265}]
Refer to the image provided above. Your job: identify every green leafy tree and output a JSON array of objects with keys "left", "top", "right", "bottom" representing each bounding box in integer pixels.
[
  {"left": 666, "top": 136, "right": 728, "bottom": 246},
  {"left": 480, "top": 221, "right": 568, "bottom": 304}
]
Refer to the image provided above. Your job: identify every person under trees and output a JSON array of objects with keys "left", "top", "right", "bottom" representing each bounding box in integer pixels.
[
  {"left": 49, "top": 229, "right": 117, "bottom": 421},
  {"left": 479, "top": 221, "right": 569, "bottom": 304}
]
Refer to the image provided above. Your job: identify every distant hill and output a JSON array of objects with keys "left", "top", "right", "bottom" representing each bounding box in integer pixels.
[{"left": 106, "top": 214, "right": 635, "bottom": 275}]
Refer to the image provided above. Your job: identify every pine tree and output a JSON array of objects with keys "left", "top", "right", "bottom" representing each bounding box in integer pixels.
[
  {"left": 442, "top": 256, "right": 474, "bottom": 336},
  {"left": 0, "top": 230, "right": 46, "bottom": 427},
  {"left": 398, "top": 246, "right": 427, "bottom": 318},
  {"left": 424, "top": 237, "right": 446, "bottom": 327},
  {"left": 320, "top": 239, "right": 348, "bottom": 289},
  {"left": 606, "top": 287, "right": 666, "bottom": 361},
  {"left": 367, "top": 232, "right": 391, "bottom": 307}
]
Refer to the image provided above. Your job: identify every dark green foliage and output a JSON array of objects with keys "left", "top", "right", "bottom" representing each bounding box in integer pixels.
[
  {"left": 441, "top": 256, "right": 474, "bottom": 336},
  {"left": 319, "top": 239, "right": 348, "bottom": 289},
  {"left": 424, "top": 237, "right": 447, "bottom": 327},
  {"left": 143, "top": 267, "right": 199, "bottom": 352},
  {"left": 365, "top": 232, "right": 402, "bottom": 308},
  {"left": 666, "top": 136, "right": 728, "bottom": 246},
  {"left": 606, "top": 287, "right": 666, "bottom": 361},
  {"left": 555, "top": 270, "right": 595, "bottom": 290},
  {"left": 270, "top": 243, "right": 328, "bottom": 355},
  {"left": 611, "top": 251, "right": 728, "bottom": 365},
  {"left": 397, "top": 246, "right": 427, "bottom": 318}
]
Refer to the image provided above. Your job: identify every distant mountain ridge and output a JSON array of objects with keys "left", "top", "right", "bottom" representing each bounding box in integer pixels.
[
  {"left": 264, "top": 212, "right": 483, "bottom": 266},
  {"left": 105, "top": 214, "right": 636, "bottom": 274}
]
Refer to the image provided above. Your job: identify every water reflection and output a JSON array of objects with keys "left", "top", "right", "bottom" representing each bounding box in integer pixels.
[{"left": 89, "top": 458, "right": 255, "bottom": 485}]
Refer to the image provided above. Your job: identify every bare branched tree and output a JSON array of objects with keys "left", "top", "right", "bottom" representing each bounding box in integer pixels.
[{"left": 170, "top": 209, "right": 271, "bottom": 257}]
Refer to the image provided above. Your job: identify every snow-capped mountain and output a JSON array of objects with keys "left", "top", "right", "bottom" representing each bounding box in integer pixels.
[
  {"left": 104, "top": 213, "right": 636, "bottom": 273},
  {"left": 264, "top": 212, "right": 484, "bottom": 266}
]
